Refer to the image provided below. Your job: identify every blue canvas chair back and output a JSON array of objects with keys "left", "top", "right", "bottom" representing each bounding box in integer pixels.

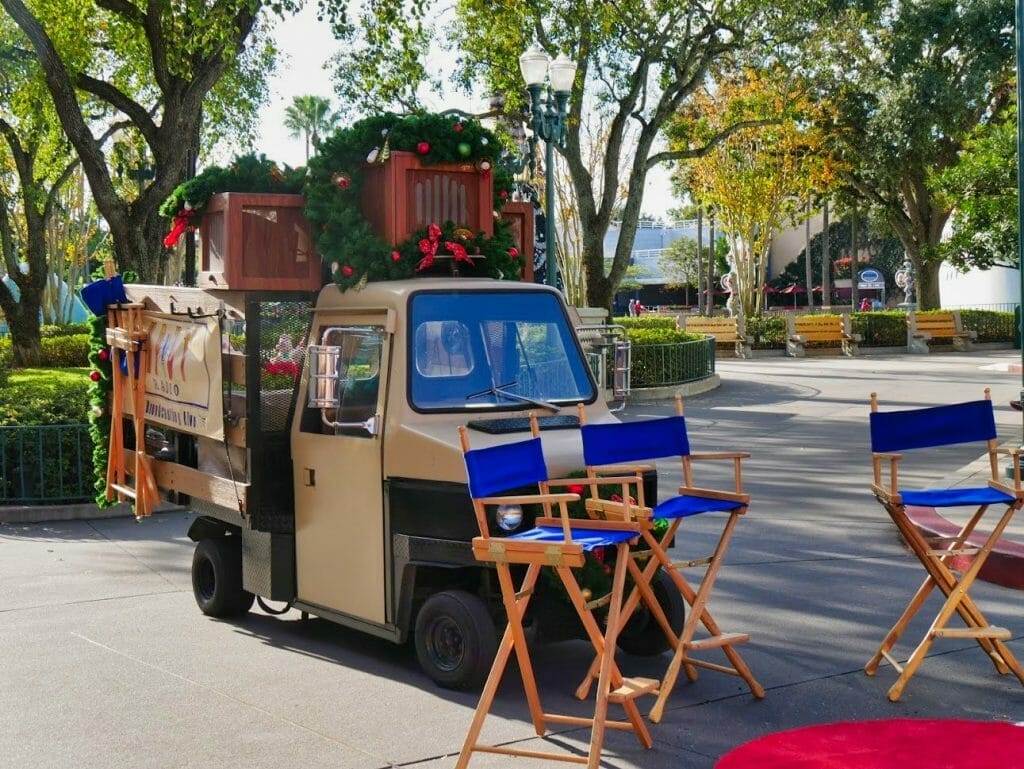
[
  {"left": 581, "top": 416, "right": 690, "bottom": 467},
  {"left": 870, "top": 399, "right": 997, "bottom": 453},
  {"left": 464, "top": 437, "right": 548, "bottom": 498}
]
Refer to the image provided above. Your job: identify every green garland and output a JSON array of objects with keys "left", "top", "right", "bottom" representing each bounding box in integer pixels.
[
  {"left": 301, "top": 112, "right": 518, "bottom": 289},
  {"left": 159, "top": 153, "right": 305, "bottom": 224},
  {"left": 160, "top": 114, "right": 520, "bottom": 289}
]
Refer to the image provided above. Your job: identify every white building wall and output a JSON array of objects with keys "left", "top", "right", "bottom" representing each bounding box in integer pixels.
[{"left": 939, "top": 263, "right": 1020, "bottom": 309}]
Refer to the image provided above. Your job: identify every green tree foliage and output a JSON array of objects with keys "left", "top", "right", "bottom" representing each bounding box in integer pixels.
[
  {"left": 0, "top": 17, "right": 82, "bottom": 366},
  {"left": 815, "top": 0, "right": 1014, "bottom": 309},
  {"left": 325, "top": 0, "right": 821, "bottom": 310},
  {"left": 934, "top": 104, "right": 1017, "bottom": 271},
  {"left": 284, "top": 94, "right": 339, "bottom": 162},
  {"left": 659, "top": 237, "right": 699, "bottom": 289},
  {"left": 0, "top": 0, "right": 286, "bottom": 282}
]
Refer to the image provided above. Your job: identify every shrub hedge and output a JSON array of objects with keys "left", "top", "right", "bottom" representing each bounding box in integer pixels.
[
  {"left": 745, "top": 316, "right": 787, "bottom": 349},
  {"left": 0, "top": 372, "right": 91, "bottom": 426},
  {"left": 0, "top": 340, "right": 11, "bottom": 387},
  {"left": 957, "top": 310, "right": 1015, "bottom": 342},
  {"left": 0, "top": 332, "right": 91, "bottom": 367},
  {"left": 850, "top": 311, "right": 908, "bottom": 347},
  {"left": 612, "top": 315, "right": 680, "bottom": 331}
]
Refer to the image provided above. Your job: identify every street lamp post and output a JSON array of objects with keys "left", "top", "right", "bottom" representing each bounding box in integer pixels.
[{"left": 519, "top": 43, "right": 576, "bottom": 288}]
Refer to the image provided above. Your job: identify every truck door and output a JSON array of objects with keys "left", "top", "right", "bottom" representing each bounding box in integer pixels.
[{"left": 292, "top": 315, "right": 390, "bottom": 624}]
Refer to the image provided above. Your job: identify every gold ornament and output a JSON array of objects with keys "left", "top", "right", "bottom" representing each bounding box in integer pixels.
[{"left": 581, "top": 588, "right": 593, "bottom": 602}]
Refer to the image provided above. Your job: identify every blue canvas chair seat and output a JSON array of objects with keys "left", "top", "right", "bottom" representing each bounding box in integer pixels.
[
  {"left": 898, "top": 487, "right": 1015, "bottom": 508},
  {"left": 568, "top": 397, "right": 763, "bottom": 723},
  {"left": 456, "top": 415, "right": 656, "bottom": 769},
  {"left": 866, "top": 390, "right": 1024, "bottom": 702},
  {"left": 508, "top": 526, "right": 637, "bottom": 549},
  {"left": 653, "top": 494, "right": 745, "bottom": 520}
]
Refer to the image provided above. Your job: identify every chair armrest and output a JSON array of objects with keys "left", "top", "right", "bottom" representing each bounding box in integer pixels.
[
  {"left": 789, "top": 333, "right": 807, "bottom": 344},
  {"left": 476, "top": 492, "right": 579, "bottom": 506},
  {"left": 679, "top": 486, "right": 749, "bottom": 504},
  {"left": 995, "top": 447, "right": 1024, "bottom": 456},
  {"left": 872, "top": 452, "right": 903, "bottom": 461},
  {"left": 871, "top": 483, "right": 901, "bottom": 504},
  {"left": 688, "top": 452, "right": 750, "bottom": 461},
  {"left": 591, "top": 463, "right": 654, "bottom": 474},
  {"left": 534, "top": 516, "right": 640, "bottom": 533},
  {"left": 547, "top": 475, "right": 643, "bottom": 487},
  {"left": 845, "top": 331, "right": 863, "bottom": 342}
]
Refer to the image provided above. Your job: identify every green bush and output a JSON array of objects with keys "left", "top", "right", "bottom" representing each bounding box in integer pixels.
[
  {"left": 850, "top": 311, "right": 907, "bottom": 346},
  {"left": 40, "top": 322, "right": 91, "bottom": 337},
  {"left": 622, "top": 327, "right": 700, "bottom": 345},
  {"left": 957, "top": 309, "right": 1014, "bottom": 342},
  {"left": 0, "top": 375, "right": 90, "bottom": 426},
  {"left": 613, "top": 315, "right": 679, "bottom": 331},
  {"left": 745, "top": 316, "right": 787, "bottom": 349},
  {"left": 0, "top": 338, "right": 11, "bottom": 387},
  {"left": 40, "top": 334, "right": 90, "bottom": 367}
]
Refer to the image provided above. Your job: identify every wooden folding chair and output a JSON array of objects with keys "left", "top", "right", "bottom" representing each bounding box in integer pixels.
[
  {"left": 865, "top": 390, "right": 1024, "bottom": 701},
  {"left": 569, "top": 397, "right": 763, "bottom": 723},
  {"left": 456, "top": 414, "right": 657, "bottom": 769}
]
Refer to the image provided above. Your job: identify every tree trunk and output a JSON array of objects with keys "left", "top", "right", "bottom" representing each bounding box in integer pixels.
[{"left": 6, "top": 309, "right": 42, "bottom": 367}]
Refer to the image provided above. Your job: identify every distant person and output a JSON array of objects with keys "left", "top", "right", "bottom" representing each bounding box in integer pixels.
[
  {"left": 636, "top": 302, "right": 645, "bottom": 316},
  {"left": 628, "top": 298, "right": 637, "bottom": 317},
  {"left": 872, "top": 299, "right": 883, "bottom": 310},
  {"left": 859, "top": 298, "right": 871, "bottom": 312}
]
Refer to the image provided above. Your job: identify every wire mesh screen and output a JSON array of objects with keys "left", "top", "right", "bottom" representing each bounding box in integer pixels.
[
  {"left": 248, "top": 296, "right": 313, "bottom": 534},
  {"left": 257, "top": 300, "right": 310, "bottom": 433}
]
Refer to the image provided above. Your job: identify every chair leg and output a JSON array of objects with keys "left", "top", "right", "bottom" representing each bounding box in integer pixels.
[
  {"left": 649, "top": 512, "right": 764, "bottom": 723},
  {"left": 456, "top": 564, "right": 546, "bottom": 769},
  {"left": 872, "top": 503, "right": 1024, "bottom": 702}
]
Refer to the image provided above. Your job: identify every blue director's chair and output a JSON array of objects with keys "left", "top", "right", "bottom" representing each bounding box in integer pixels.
[
  {"left": 455, "top": 414, "right": 658, "bottom": 769},
  {"left": 866, "top": 389, "right": 1024, "bottom": 701},
  {"left": 573, "top": 397, "right": 763, "bottom": 724}
]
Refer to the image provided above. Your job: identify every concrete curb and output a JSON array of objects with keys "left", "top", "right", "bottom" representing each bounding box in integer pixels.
[
  {"left": 0, "top": 501, "right": 185, "bottom": 525},
  {"left": 630, "top": 373, "right": 721, "bottom": 402}
]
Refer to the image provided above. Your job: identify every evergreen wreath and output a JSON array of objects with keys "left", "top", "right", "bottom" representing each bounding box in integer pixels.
[{"left": 303, "top": 112, "right": 519, "bottom": 289}]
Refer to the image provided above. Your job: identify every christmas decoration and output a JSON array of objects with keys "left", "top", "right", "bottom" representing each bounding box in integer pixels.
[
  {"left": 98, "top": 348, "right": 110, "bottom": 362},
  {"left": 331, "top": 171, "right": 351, "bottom": 189},
  {"left": 475, "top": 157, "right": 492, "bottom": 173},
  {"left": 89, "top": 370, "right": 101, "bottom": 382},
  {"left": 159, "top": 154, "right": 304, "bottom": 240},
  {"left": 416, "top": 141, "right": 431, "bottom": 155},
  {"left": 454, "top": 121, "right": 464, "bottom": 133},
  {"left": 509, "top": 247, "right": 519, "bottom": 259},
  {"left": 457, "top": 142, "right": 472, "bottom": 157},
  {"left": 303, "top": 112, "right": 516, "bottom": 289}
]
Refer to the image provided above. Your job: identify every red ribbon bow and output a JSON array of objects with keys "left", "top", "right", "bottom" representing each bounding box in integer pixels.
[
  {"left": 416, "top": 223, "right": 474, "bottom": 271},
  {"left": 163, "top": 208, "right": 195, "bottom": 248}
]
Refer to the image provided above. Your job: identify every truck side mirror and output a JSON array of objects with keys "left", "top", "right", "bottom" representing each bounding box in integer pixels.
[{"left": 307, "top": 345, "right": 341, "bottom": 408}]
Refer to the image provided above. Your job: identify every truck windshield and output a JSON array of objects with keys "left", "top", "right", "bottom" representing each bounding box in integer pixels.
[{"left": 409, "top": 291, "right": 596, "bottom": 412}]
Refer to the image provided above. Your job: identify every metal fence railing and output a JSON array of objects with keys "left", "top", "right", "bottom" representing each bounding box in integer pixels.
[
  {"left": 0, "top": 424, "right": 93, "bottom": 505},
  {"left": 630, "top": 338, "right": 716, "bottom": 388}
]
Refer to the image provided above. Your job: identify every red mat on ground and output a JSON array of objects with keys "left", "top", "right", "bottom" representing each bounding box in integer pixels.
[{"left": 715, "top": 719, "right": 1024, "bottom": 769}]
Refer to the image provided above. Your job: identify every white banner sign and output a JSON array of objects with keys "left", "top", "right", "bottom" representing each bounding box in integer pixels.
[{"left": 124, "top": 314, "right": 224, "bottom": 440}]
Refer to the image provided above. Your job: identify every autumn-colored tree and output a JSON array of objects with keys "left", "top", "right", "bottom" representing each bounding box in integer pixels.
[{"left": 676, "top": 70, "right": 837, "bottom": 319}]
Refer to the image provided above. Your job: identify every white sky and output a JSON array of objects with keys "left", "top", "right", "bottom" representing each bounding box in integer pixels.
[{"left": 255, "top": 5, "right": 676, "bottom": 218}]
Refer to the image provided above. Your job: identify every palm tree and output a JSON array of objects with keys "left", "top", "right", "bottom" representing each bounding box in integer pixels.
[{"left": 283, "top": 95, "right": 338, "bottom": 162}]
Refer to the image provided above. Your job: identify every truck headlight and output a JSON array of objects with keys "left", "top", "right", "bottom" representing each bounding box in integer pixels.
[{"left": 495, "top": 504, "right": 523, "bottom": 531}]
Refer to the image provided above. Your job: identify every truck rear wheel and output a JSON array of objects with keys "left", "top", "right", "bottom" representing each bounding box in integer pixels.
[
  {"left": 192, "top": 537, "right": 254, "bottom": 617},
  {"left": 617, "top": 568, "right": 686, "bottom": 657},
  {"left": 414, "top": 590, "right": 497, "bottom": 691}
]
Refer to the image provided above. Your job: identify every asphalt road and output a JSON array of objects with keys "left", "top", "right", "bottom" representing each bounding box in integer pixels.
[{"left": 2, "top": 350, "right": 1023, "bottom": 769}]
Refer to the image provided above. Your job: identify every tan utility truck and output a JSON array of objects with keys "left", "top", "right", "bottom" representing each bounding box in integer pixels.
[{"left": 119, "top": 277, "right": 682, "bottom": 690}]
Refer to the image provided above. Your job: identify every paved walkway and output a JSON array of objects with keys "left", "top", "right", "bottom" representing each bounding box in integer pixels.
[{"left": 2, "top": 350, "right": 1023, "bottom": 769}]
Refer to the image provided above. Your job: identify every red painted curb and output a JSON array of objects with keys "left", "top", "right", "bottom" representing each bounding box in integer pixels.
[{"left": 904, "top": 505, "right": 1024, "bottom": 590}]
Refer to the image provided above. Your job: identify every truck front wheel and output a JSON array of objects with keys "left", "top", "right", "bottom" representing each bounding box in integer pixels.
[
  {"left": 192, "top": 537, "right": 254, "bottom": 617},
  {"left": 414, "top": 590, "right": 497, "bottom": 691}
]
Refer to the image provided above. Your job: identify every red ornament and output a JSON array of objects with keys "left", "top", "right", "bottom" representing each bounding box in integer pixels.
[
  {"left": 331, "top": 171, "right": 351, "bottom": 189},
  {"left": 163, "top": 207, "right": 195, "bottom": 248},
  {"left": 89, "top": 370, "right": 101, "bottom": 382},
  {"left": 508, "top": 247, "right": 519, "bottom": 259},
  {"left": 98, "top": 348, "right": 110, "bottom": 362},
  {"left": 567, "top": 484, "right": 584, "bottom": 495},
  {"left": 391, "top": 250, "right": 401, "bottom": 262},
  {"left": 499, "top": 190, "right": 508, "bottom": 200},
  {"left": 454, "top": 122, "right": 464, "bottom": 133},
  {"left": 416, "top": 141, "right": 430, "bottom": 155},
  {"left": 341, "top": 265, "right": 354, "bottom": 277}
]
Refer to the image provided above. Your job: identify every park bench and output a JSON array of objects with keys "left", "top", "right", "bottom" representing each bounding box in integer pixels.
[
  {"left": 681, "top": 315, "right": 753, "bottom": 359},
  {"left": 907, "top": 310, "right": 976, "bottom": 353},
  {"left": 786, "top": 313, "right": 861, "bottom": 357}
]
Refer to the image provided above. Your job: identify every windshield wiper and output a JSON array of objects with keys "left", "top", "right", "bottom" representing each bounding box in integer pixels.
[{"left": 465, "top": 380, "right": 560, "bottom": 413}]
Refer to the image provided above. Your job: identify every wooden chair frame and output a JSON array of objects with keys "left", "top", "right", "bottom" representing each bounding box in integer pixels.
[
  {"left": 456, "top": 414, "right": 657, "bottom": 769},
  {"left": 865, "top": 389, "right": 1024, "bottom": 701},
  {"left": 570, "top": 397, "right": 763, "bottom": 724}
]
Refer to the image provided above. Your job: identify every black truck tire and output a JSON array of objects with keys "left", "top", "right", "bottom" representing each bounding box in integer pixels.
[
  {"left": 616, "top": 567, "right": 686, "bottom": 657},
  {"left": 414, "top": 590, "right": 497, "bottom": 691},
  {"left": 192, "top": 537, "right": 255, "bottom": 617}
]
